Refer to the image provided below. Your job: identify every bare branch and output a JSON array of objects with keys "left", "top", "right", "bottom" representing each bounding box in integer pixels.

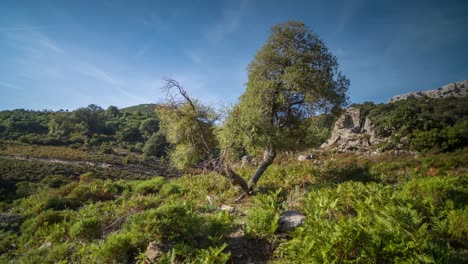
[{"left": 162, "top": 77, "right": 196, "bottom": 111}]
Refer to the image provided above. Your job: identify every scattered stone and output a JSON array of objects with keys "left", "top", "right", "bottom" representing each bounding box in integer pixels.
[
  {"left": 39, "top": 242, "right": 52, "bottom": 249},
  {"left": 145, "top": 241, "right": 164, "bottom": 264},
  {"left": 221, "top": 205, "right": 235, "bottom": 213},
  {"left": 206, "top": 195, "right": 213, "bottom": 205},
  {"left": 241, "top": 155, "right": 252, "bottom": 167},
  {"left": 278, "top": 210, "right": 306, "bottom": 232},
  {"left": 297, "top": 154, "right": 311, "bottom": 161}
]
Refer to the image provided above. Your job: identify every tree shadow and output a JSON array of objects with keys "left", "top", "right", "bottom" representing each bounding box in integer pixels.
[
  {"left": 225, "top": 236, "right": 275, "bottom": 263},
  {"left": 321, "top": 165, "right": 378, "bottom": 184}
]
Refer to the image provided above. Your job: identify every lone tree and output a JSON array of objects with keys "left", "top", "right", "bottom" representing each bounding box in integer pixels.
[{"left": 157, "top": 21, "right": 349, "bottom": 196}]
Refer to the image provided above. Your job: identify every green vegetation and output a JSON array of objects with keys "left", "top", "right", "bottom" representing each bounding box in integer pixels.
[
  {"left": 0, "top": 104, "right": 169, "bottom": 157},
  {"left": 1, "top": 20, "right": 467, "bottom": 263},
  {"left": 353, "top": 96, "right": 468, "bottom": 152},
  {"left": 157, "top": 21, "right": 348, "bottom": 194},
  {"left": 0, "top": 149, "right": 466, "bottom": 263}
]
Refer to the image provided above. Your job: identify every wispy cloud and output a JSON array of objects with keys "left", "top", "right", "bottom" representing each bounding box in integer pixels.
[
  {"left": 37, "top": 34, "right": 64, "bottom": 53},
  {"left": 79, "top": 63, "right": 121, "bottom": 86},
  {"left": 204, "top": 0, "right": 251, "bottom": 43},
  {"left": 0, "top": 81, "right": 23, "bottom": 91},
  {"left": 0, "top": 25, "right": 54, "bottom": 32},
  {"left": 185, "top": 49, "right": 203, "bottom": 65},
  {"left": 4, "top": 29, "right": 64, "bottom": 54}
]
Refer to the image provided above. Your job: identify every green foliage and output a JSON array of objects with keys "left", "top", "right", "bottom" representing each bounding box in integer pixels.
[
  {"left": 133, "top": 176, "right": 166, "bottom": 195},
  {"left": 0, "top": 230, "right": 17, "bottom": 255},
  {"left": 245, "top": 190, "right": 282, "bottom": 241},
  {"left": 92, "top": 232, "right": 136, "bottom": 263},
  {"left": 1, "top": 104, "right": 165, "bottom": 156},
  {"left": 399, "top": 175, "right": 467, "bottom": 219},
  {"left": 201, "top": 211, "right": 235, "bottom": 242},
  {"left": 220, "top": 21, "right": 348, "bottom": 158},
  {"left": 142, "top": 132, "right": 168, "bottom": 158},
  {"left": 191, "top": 243, "right": 231, "bottom": 264},
  {"left": 123, "top": 201, "right": 202, "bottom": 244},
  {"left": 117, "top": 126, "right": 142, "bottom": 142},
  {"left": 69, "top": 216, "right": 101, "bottom": 241},
  {"left": 277, "top": 182, "right": 448, "bottom": 263},
  {"left": 157, "top": 98, "right": 218, "bottom": 170},
  {"left": 139, "top": 117, "right": 159, "bottom": 136},
  {"left": 358, "top": 96, "right": 468, "bottom": 152}
]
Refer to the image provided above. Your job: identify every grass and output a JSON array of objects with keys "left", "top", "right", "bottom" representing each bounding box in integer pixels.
[{"left": 0, "top": 148, "right": 467, "bottom": 263}]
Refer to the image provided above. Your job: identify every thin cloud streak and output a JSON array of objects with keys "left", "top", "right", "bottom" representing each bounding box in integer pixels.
[
  {"left": 0, "top": 81, "right": 23, "bottom": 91},
  {"left": 78, "top": 63, "right": 121, "bottom": 86},
  {"left": 185, "top": 49, "right": 203, "bottom": 65},
  {"left": 203, "top": 0, "right": 251, "bottom": 43}
]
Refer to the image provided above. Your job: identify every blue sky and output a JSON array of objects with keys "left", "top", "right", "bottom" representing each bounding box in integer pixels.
[{"left": 1, "top": 0, "right": 467, "bottom": 111}]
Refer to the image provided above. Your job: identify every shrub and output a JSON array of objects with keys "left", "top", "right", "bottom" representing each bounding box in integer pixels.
[
  {"left": 133, "top": 176, "right": 166, "bottom": 195},
  {"left": 40, "top": 174, "right": 70, "bottom": 188},
  {"left": 93, "top": 232, "right": 136, "bottom": 263},
  {"left": 69, "top": 217, "right": 101, "bottom": 241},
  {"left": 142, "top": 132, "right": 168, "bottom": 158},
  {"left": 123, "top": 202, "right": 202, "bottom": 244},
  {"left": 245, "top": 190, "right": 281, "bottom": 241}
]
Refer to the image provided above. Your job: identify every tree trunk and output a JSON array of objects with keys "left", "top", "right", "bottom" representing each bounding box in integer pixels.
[
  {"left": 218, "top": 147, "right": 276, "bottom": 197},
  {"left": 247, "top": 147, "right": 276, "bottom": 189},
  {"left": 219, "top": 164, "right": 252, "bottom": 194}
]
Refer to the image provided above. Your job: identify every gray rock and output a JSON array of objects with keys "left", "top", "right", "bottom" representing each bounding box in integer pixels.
[
  {"left": 278, "top": 211, "right": 306, "bottom": 232},
  {"left": 221, "top": 205, "right": 235, "bottom": 213},
  {"left": 145, "top": 241, "right": 164, "bottom": 264},
  {"left": 388, "top": 80, "right": 468, "bottom": 103},
  {"left": 297, "top": 154, "right": 311, "bottom": 161},
  {"left": 241, "top": 155, "right": 252, "bottom": 167}
]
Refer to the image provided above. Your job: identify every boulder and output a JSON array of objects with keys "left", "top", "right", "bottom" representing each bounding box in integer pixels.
[{"left": 278, "top": 211, "right": 306, "bottom": 232}]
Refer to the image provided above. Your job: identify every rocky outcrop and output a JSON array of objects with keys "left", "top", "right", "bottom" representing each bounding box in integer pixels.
[
  {"left": 320, "top": 107, "right": 383, "bottom": 154},
  {"left": 388, "top": 80, "right": 467, "bottom": 103}
]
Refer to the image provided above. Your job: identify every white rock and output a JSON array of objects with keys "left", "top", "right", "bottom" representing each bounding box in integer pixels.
[{"left": 221, "top": 205, "right": 235, "bottom": 213}]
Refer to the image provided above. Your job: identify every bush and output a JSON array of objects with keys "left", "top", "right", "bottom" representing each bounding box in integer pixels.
[
  {"left": 245, "top": 190, "right": 281, "bottom": 241},
  {"left": 40, "top": 174, "right": 70, "bottom": 188},
  {"left": 69, "top": 217, "right": 101, "bottom": 241},
  {"left": 123, "top": 202, "right": 202, "bottom": 244},
  {"left": 142, "top": 132, "right": 168, "bottom": 158},
  {"left": 92, "top": 232, "right": 136, "bottom": 263},
  {"left": 133, "top": 176, "right": 166, "bottom": 195}
]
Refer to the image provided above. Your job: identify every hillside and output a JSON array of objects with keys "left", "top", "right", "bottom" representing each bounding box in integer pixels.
[
  {"left": 1, "top": 83, "right": 468, "bottom": 263},
  {"left": 320, "top": 81, "right": 468, "bottom": 155},
  {"left": 121, "top": 104, "right": 158, "bottom": 115}
]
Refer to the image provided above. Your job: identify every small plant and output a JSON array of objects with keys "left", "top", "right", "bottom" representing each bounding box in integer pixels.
[{"left": 245, "top": 190, "right": 282, "bottom": 241}]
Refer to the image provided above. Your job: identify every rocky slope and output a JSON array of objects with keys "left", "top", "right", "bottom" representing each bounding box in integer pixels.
[
  {"left": 320, "top": 80, "right": 468, "bottom": 156},
  {"left": 388, "top": 80, "right": 467, "bottom": 103}
]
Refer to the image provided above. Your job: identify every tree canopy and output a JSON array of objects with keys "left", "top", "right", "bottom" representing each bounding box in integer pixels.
[
  {"left": 157, "top": 21, "right": 349, "bottom": 195},
  {"left": 220, "top": 21, "right": 348, "bottom": 159}
]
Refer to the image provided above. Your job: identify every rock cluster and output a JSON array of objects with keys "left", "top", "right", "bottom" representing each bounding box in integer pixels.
[
  {"left": 320, "top": 107, "right": 383, "bottom": 154},
  {"left": 388, "top": 80, "right": 467, "bottom": 103}
]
